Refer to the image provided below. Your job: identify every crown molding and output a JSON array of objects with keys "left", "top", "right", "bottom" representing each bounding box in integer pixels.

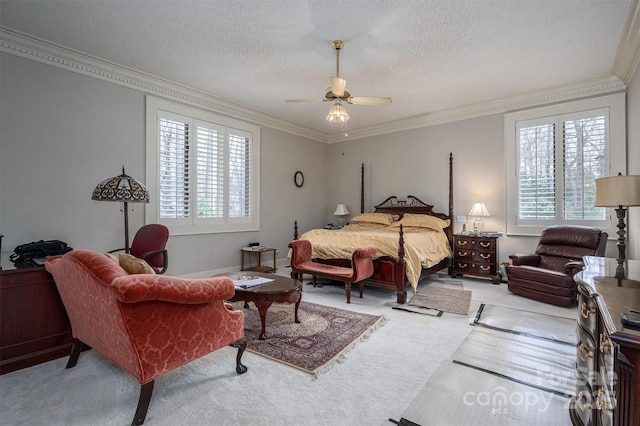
[
  {"left": 328, "top": 75, "right": 626, "bottom": 143},
  {"left": 612, "top": 0, "right": 640, "bottom": 85},
  {"left": 0, "top": 26, "right": 329, "bottom": 143},
  {"left": 0, "top": 26, "right": 629, "bottom": 146}
]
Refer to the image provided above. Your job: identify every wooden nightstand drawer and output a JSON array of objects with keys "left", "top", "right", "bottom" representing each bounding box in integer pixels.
[{"left": 453, "top": 261, "right": 496, "bottom": 277}]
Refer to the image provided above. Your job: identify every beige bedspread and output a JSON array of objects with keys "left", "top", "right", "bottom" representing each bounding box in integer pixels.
[{"left": 295, "top": 226, "right": 451, "bottom": 291}]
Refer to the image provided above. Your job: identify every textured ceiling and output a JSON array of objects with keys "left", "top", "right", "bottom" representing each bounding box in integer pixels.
[{"left": 0, "top": 0, "right": 635, "bottom": 137}]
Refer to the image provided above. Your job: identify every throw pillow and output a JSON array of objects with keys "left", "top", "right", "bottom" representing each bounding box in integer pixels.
[{"left": 119, "top": 253, "right": 156, "bottom": 275}]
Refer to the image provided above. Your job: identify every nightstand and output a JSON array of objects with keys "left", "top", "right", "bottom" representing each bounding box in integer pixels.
[
  {"left": 451, "top": 234, "right": 500, "bottom": 284},
  {"left": 240, "top": 247, "right": 277, "bottom": 273}
]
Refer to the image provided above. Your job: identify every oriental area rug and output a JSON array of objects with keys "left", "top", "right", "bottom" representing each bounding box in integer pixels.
[{"left": 233, "top": 300, "right": 385, "bottom": 376}]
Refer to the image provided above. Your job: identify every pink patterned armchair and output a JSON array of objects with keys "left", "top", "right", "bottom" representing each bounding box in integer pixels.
[{"left": 44, "top": 249, "right": 246, "bottom": 426}]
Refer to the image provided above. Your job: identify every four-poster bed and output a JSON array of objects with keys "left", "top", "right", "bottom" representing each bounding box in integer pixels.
[{"left": 293, "top": 153, "right": 454, "bottom": 304}]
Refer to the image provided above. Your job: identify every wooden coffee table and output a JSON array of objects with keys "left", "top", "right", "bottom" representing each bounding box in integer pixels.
[{"left": 226, "top": 272, "right": 302, "bottom": 340}]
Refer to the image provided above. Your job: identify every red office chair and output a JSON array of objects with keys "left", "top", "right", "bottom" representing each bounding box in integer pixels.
[{"left": 112, "top": 224, "right": 170, "bottom": 274}]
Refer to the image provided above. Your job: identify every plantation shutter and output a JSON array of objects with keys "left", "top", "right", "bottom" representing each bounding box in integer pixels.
[
  {"left": 158, "top": 115, "right": 190, "bottom": 220},
  {"left": 228, "top": 130, "right": 252, "bottom": 218},
  {"left": 562, "top": 111, "right": 607, "bottom": 220},
  {"left": 196, "top": 122, "right": 225, "bottom": 220},
  {"left": 517, "top": 121, "right": 556, "bottom": 220}
]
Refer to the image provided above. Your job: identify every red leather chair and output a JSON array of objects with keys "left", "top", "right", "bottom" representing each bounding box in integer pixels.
[
  {"left": 506, "top": 225, "right": 608, "bottom": 306},
  {"left": 112, "top": 224, "right": 169, "bottom": 274},
  {"left": 289, "top": 239, "right": 376, "bottom": 303}
]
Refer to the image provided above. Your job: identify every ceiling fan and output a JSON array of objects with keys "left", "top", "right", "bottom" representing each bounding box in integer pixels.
[{"left": 285, "top": 40, "right": 392, "bottom": 123}]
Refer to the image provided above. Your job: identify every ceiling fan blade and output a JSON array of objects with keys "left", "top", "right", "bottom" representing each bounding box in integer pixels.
[
  {"left": 285, "top": 98, "right": 326, "bottom": 103},
  {"left": 347, "top": 96, "right": 392, "bottom": 106},
  {"left": 330, "top": 77, "right": 346, "bottom": 97}
]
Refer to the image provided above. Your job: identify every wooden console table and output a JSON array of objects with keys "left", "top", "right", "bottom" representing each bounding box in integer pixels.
[
  {"left": 0, "top": 263, "right": 73, "bottom": 374},
  {"left": 571, "top": 257, "right": 640, "bottom": 426}
]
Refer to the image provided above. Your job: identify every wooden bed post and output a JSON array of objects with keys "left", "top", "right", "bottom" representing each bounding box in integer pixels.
[
  {"left": 361, "top": 163, "right": 365, "bottom": 214},
  {"left": 294, "top": 220, "right": 298, "bottom": 240},
  {"left": 447, "top": 152, "right": 454, "bottom": 274}
]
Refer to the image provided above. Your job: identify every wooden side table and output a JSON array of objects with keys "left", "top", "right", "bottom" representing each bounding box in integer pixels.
[
  {"left": 451, "top": 234, "right": 500, "bottom": 284},
  {"left": 241, "top": 247, "right": 277, "bottom": 273}
]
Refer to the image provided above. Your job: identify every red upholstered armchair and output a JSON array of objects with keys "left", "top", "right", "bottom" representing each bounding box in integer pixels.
[
  {"left": 506, "top": 225, "right": 608, "bottom": 306},
  {"left": 289, "top": 239, "right": 376, "bottom": 303},
  {"left": 45, "top": 250, "right": 246, "bottom": 426}
]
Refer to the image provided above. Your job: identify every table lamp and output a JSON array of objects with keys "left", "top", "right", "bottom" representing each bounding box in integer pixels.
[
  {"left": 594, "top": 173, "right": 640, "bottom": 267},
  {"left": 334, "top": 204, "right": 350, "bottom": 226},
  {"left": 468, "top": 202, "right": 490, "bottom": 235}
]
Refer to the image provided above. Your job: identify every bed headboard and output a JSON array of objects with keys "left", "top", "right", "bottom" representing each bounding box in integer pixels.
[{"left": 373, "top": 195, "right": 449, "bottom": 221}]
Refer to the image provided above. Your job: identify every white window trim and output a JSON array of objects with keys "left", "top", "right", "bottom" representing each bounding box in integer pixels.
[
  {"left": 505, "top": 92, "right": 626, "bottom": 236},
  {"left": 146, "top": 96, "right": 260, "bottom": 235}
]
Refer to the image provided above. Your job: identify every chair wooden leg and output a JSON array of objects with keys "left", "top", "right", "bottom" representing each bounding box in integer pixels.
[
  {"left": 312, "top": 275, "right": 323, "bottom": 287},
  {"left": 230, "top": 338, "right": 248, "bottom": 374},
  {"left": 359, "top": 282, "right": 364, "bottom": 298},
  {"left": 345, "top": 282, "right": 351, "bottom": 303},
  {"left": 65, "top": 338, "right": 84, "bottom": 369},
  {"left": 132, "top": 381, "right": 154, "bottom": 426}
]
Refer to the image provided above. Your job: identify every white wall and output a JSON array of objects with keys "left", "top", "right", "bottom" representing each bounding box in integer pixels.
[
  {"left": 626, "top": 59, "right": 640, "bottom": 260},
  {"left": 0, "top": 53, "right": 329, "bottom": 275}
]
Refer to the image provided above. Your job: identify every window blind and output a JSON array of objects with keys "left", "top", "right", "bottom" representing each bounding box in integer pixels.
[
  {"left": 196, "top": 124, "right": 224, "bottom": 219},
  {"left": 228, "top": 132, "right": 251, "bottom": 218},
  {"left": 562, "top": 114, "right": 606, "bottom": 220},
  {"left": 518, "top": 123, "right": 556, "bottom": 220},
  {"left": 159, "top": 117, "right": 190, "bottom": 220}
]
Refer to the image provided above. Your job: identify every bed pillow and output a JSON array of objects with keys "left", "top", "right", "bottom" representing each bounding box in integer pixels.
[
  {"left": 390, "top": 213, "right": 450, "bottom": 231},
  {"left": 341, "top": 222, "right": 389, "bottom": 231},
  {"left": 350, "top": 212, "right": 399, "bottom": 226},
  {"left": 119, "top": 253, "right": 156, "bottom": 275}
]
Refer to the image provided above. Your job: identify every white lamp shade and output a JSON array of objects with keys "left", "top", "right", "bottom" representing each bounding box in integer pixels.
[
  {"left": 334, "top": 204, "right": 349, "bottom": 215},
  {"left": 468, "top": 202, "right": 490, "bottom": 217},
  {"left": 594, "top": 175, "right": 640, "bottom": 207}
]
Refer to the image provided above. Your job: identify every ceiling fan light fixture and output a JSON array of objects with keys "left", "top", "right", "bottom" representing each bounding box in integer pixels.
[{"left": 326, "top": 100, "right": 350, "bottom": 123}]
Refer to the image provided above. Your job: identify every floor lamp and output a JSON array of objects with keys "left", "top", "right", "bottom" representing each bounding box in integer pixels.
[
  {"left": 92, "top": 166, "right": 150, "bottom": 253},
  {"left": 595, "top": 174, "right": 640, "bottom": 276}
]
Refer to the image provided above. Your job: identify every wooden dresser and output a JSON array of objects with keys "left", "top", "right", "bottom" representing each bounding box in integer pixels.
[
  {"left": 451, "top": 234, "right": 500, "bottom": 283},
  {"left": 571, "top": 257, "right": 640, "bottom": 426},
  {"left": 0, "top": 255, "right": 73, "bottom": 374}
]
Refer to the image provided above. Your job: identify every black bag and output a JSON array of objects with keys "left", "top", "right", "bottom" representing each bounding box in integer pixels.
[{"left": 10, "top": 240, "right": 73, "bottom": 268}]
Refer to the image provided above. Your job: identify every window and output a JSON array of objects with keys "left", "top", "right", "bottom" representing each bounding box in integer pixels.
[
  {"left": 505, "top": 93, "right": 626, "bottom": 235},
  {"left": 146, "top": 97, "right": 260, "bottom": 234}
]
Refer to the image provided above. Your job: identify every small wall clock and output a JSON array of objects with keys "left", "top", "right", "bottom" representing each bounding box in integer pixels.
[{"left": 294, "top": 171, "right": 304, "bottom": 187}]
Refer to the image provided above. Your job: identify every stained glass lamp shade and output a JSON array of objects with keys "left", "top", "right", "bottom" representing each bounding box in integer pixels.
[{"left": 92, "top": 166, "right": 149, "bottom": 253}]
